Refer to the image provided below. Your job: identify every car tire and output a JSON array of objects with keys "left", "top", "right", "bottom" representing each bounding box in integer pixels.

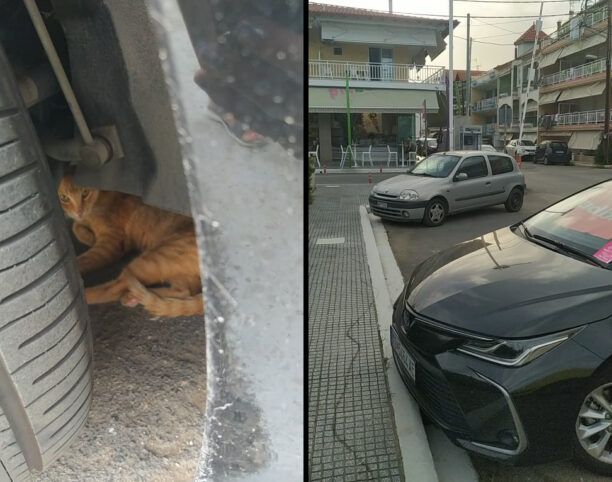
[
  {"left": 0, "top": 46, "right": 93, "bottom": 481},
  {"left": 422, "top": 197, "right": 447, "bottom": 227},
  {"left": 572, "top": 374, "right": 612, "bottom": 476},
  {"left": 504, "top": 187, "right": 524, "bottom": 212}
]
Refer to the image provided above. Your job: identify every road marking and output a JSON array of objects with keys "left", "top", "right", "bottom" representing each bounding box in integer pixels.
[
  {"left": 321, "top": 185, "right": 341, "bottom": 187},
  {"left": 361, "top": 205, "right": 479, "bottom": 482},
  {"left": 315, "top": 237, "right": 345, "bottom": 245}
]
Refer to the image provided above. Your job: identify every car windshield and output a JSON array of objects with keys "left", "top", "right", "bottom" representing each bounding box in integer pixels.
[
  {"left": 523, "top": 180, "right": 612, "bottom": 267},
  {"left": 427, "top": 139, "right": 437, "bottom": 148},
  {"left": 520, "top": 140, "right": 535, "bottom": 146},
  {"left": 409, "top": 154, "right": 461, "bottom": 178},
  {"left": 551, "top": 142, "right": 566, "bottom": 150}
]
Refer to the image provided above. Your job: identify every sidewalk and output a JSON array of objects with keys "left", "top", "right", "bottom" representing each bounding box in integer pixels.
[{"left": 308, "top": 183, "right": 404, "bottom": 481}]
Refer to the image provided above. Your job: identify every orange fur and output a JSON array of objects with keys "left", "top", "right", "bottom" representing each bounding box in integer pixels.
[{"left": 58, "top": 176, "right": 204, "bottom": 318}]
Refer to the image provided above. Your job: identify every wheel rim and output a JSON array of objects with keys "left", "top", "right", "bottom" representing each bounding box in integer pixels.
[
  {"left": 429, "top": 202, "right": 445, "bottom": 223},
  {"left": 576, "top": 383, "right": 612, "bottom": 463},
  {"left": 510, "top": 192, "right": 521, "bottom": 209}
]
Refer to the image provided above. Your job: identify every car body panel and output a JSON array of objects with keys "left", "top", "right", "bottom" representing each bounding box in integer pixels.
[{"left": 405, "top": 227, "right": 612, "bottom": 338}]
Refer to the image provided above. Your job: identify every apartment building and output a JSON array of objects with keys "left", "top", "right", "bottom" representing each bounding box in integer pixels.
[
  {"left": 537, "top": 0, "right": 609, "bottom": 158},
  {"left": 308, "top": 3, "right": 457, "bottom": 165},
  {"left": 467, "top": 24, "right": 548, "bottom": 148}
]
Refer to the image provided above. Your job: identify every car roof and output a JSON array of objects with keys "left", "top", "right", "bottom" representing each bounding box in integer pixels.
[{"left": 440, "top": 150, "right": 511, "bottom": 157}]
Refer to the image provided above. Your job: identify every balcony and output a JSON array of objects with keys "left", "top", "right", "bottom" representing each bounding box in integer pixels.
[
  {"left": 543, "top": 7, "right": 608, "bottom": 48},
  {"left": 308, "top": 60, "right": 445, "bottom": 86},
  {"left": 556, "top": 109, "right": 612, "bottom": 126},
  {"left": 540, "top": 58, "right": 606, "bottom": 87},
  {"left": 539, "top": 109, "right": 612, "bottom": 129},
  {"left": 472, "top": 97, "right": 497, "bottom": 112}
]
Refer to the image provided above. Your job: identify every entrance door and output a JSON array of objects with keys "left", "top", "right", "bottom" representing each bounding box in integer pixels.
[
  {"left": 369, "top": 47, "right": 381, "bottom": 81},
  {"left": 381, "top": 48, "right": 393, "bottom": 81},
  {"left": 368, "top": 48, "right": 394, "bottom": 81}
]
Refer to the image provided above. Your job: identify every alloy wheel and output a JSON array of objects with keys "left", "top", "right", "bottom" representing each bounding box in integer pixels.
[
  {"left": 428, "top": 202, "right": 445, "bottom": 224},
  {"left": 576, "top": 384, "right": 612, "bottom": 463}
]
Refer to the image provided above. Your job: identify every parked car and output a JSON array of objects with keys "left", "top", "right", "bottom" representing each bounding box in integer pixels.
[
  {"left": 390, "top": 179, "right": 612, "bottom": 474},
  {"left": 535, "top": 140, "right": 572, "bottom": 165},
  {"left": 480, "top": 144, "right": 497, "bottom": 152},
  {"left": 505, "top": 139, "right": 536, "bottom": 160},
  {"left": 368, "top": 151, "right": 525, "bottom": 226}
]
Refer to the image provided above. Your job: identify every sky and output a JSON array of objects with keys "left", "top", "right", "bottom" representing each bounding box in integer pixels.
[{"left": 311, "top": 0, "right": 580, "bottom": 71}]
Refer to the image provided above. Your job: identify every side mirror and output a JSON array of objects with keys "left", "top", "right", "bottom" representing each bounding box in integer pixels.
[{"left": 455, "top": 172, "right": 468, "bottom": 181}]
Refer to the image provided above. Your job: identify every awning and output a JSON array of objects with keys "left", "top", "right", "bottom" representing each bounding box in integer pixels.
[
  {"left": 539, "top": 48, "right": 564, "bottom": 69},
  {"left": 308, "top": 87, "right": 439, "bottom": 113},
  {"left": 568, "top": 131, "right": 601, "bottom": 150},
  {"left": 559, "top": 33, "right": 605, "bottom": 59},
  {"left": 539, "top": 91, "right": 561, "bottom": 105},
  {"left": 558, "top": 82, "right": 606, "bottom": 102}
]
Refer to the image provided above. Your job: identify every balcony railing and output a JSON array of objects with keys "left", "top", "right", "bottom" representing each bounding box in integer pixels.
[
  {"left": 543, "top": 7, "right": 608, "bottom": 48},
  {"left": 540, "top": 58, "right": 606, "bottom": 86},
  {"left": 556, "top": 109, "right": 612, "bottom": 126},
  {"left": 308, "top": 60, "right": 446, "bottom": 84},
  {"left": 472, "top": 97, "right": 497, "bottom": 112}
]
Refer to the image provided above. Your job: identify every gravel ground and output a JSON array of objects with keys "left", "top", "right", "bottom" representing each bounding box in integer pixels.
[{"left": 35, "top": 237, "right": 207, "bottom": 482}]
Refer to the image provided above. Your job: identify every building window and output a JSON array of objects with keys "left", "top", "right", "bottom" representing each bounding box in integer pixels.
[{"left": 333, "top": 47, "right": 343, "bottom": 56}]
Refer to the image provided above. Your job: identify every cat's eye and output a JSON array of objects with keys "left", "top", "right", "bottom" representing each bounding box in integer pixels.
[
  {"left": 59, "top": 194, "right": 69, "bottom": 203},
  {"left": 82, "top": 189, "right": 90, "bottom": 199}
]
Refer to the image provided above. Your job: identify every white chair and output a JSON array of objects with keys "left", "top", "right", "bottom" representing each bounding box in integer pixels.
[
  {"left": 308, "top": 144, "right": 320, "bottom": 168},
  {"left": 361, "top": 145, "right": 373, "bottom": 167},
  {"left": 387, "top": 145, "right": 398, "bottom": 167}
]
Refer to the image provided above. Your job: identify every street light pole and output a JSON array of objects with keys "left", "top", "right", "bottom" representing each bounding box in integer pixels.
[
  {"left": 449, "top": 0, "right": 454, "bottom": 150},
  {"left": 604, "top": 0, "right": 611, "bottom": 164}
]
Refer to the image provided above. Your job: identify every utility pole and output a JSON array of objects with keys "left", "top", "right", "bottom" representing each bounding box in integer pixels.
[
  {"left": 466, "top": 13, "right": 471, "bottom": 117},
  {"left": 389, "top": 0, "right": 393, "bottom": 13},
  {"left": 449, "top": 0, "right": 454, "bottom": 150},
  {"left": 345, "top": 72, "right": 352, "bottom": 166},
  {"left": 519, "top": 3, "right": 543, "bottom": 144},
  {"left": 604, "top": 0, "right": 611, "bottom": 164}
]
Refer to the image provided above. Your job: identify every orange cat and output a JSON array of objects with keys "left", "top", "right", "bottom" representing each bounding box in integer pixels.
[{"left": 57, "top": 176, "right": 204, "bottom": 317}]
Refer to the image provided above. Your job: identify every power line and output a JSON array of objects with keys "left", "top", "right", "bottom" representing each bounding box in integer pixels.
[
  {"left": 390, "top": 10, "right": 576, "bottom": 18},
  {"left": 455, "top": 34, "right": 515, "bottom": 45},
  {"left": 456, "top": 0, "right": 570, "bottom": 3}
]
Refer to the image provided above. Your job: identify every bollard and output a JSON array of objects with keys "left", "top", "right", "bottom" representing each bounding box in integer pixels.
[
  {"left": 323, "top": 163, "right": 327, "bottom": 174},
  {"left": 379, "top": 166, "right": 383, "bottom": 173},
  {"left": 368, "top": 173, "right": 372, "bottom": 184}
]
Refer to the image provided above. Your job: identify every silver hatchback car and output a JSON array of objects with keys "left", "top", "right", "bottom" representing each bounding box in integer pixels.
[{"left": 369, "top": 151, "right": 526, "bottom": 226}]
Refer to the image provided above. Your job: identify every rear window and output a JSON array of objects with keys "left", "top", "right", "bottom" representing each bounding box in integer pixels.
[
  {"left": 521, "top": 140, "right": 535, "bottom": 146},
  {"left": 550, "top": 142, "right": 567, "bottom": 151},
  {"left": 488, "top": 155, "right": 514, "bottom": 175}
]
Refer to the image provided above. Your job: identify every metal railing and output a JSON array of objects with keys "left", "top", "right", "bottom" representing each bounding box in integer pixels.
[
  {"left": 472, "top": 97, "right": 497, "bottom": 112},
  {"left": 555, "top": 108, "right": 612, "bottom": 126},
  {"left": 543, "top": 7, "right": 608, "bottom": 48},
  {"left": 308, "top": 60, "right": 446, "bottom": 84},
  {"left": 540, "top": 58, "right": 606, "bottom": 86}
]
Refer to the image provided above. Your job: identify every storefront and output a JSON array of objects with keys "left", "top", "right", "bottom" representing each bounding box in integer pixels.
[{"left": 308, "top": 86, "right": 439, "bottom": 166}]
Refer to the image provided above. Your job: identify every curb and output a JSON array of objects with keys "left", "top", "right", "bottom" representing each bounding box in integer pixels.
[
  {"left": 360, "top": 205, "right": 479, "bottom": 482},
  {"left": 573, "top": 162, "right": 612, "bottom": 169}
]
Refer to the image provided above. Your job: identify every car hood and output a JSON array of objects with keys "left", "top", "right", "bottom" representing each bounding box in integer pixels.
[
  {"left": 519, "top": 146, "right": 536, "bottom": 151},
  {"left": 406, "top": 227, "right": 612, "bottom": 339},
  {"left": 373, "top": 174, "right": 445, "bottom": 195}
]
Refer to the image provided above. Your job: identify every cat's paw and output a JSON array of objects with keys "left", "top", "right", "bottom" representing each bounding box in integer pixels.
[{"left": 120, "top": 294, "right": 140, "bottom": 308}]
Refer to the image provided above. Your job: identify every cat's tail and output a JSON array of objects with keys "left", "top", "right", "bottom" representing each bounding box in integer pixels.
[{"left": 123, "top": 276, "right": 204, "bottom": 318}]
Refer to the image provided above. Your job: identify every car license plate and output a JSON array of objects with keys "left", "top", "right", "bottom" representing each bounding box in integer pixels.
[
  {"left": 377, "top": 201, "right": 387, "bottom": 208},
  {"left": 391, "top": 328, "right": 416, "bottom": 382},
  {"left": 555, "top": 151, "right": 564, "bottom": 154}
]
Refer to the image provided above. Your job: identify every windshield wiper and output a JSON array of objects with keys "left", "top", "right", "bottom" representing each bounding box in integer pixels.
[{"left": 527, "top": 231, "right": 608, "bottom": 269}]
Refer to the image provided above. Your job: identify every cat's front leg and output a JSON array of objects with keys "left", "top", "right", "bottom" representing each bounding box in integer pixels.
[
  {"left": 72, "top": 222, "right": 96, "bottom": 247},
  {"left": 77, "top": 231, "right": 125, "bottom": 274}
]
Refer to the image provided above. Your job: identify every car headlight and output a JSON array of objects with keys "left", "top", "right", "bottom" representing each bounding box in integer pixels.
[
  {"left": 399, "top": 189, "right": 419, "bottom": 200},
  {"left": 457, "top": 328, "right": 581, "bottom": 366}
]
